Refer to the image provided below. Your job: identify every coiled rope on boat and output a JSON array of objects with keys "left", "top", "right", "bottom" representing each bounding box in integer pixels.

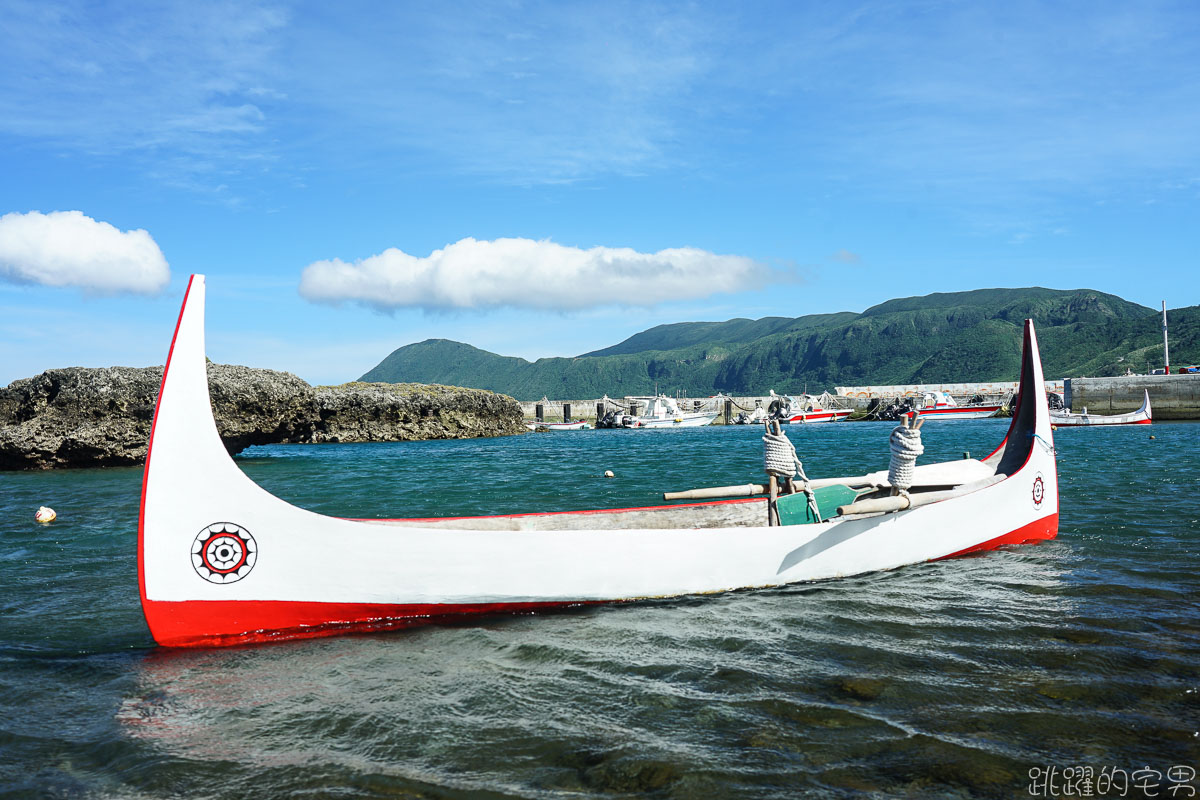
[
  {"left": 888, "top": 416, "right": 924, "bottom": 495},
  {"left": 763, "top": 423, "right": 822, "bottom": 523}
]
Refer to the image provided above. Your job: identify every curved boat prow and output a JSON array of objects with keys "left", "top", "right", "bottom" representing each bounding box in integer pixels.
[
  {"left": 992, "top": 318, "right": 1055, "bottom": 474},
  {"left": 139, "top": 281, "right": 1059, "bottom": 648}
]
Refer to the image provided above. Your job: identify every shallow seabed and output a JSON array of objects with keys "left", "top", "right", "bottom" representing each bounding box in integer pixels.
[{"left": 2, "top": 421, "right": 1198, "bottom": 799}]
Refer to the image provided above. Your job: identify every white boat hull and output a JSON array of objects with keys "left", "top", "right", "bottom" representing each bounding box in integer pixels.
[
  {"left": 915, "top": 405, "right": 1001, "bottom": 420},
  {"left": 139, "top": 277, "right": 1058, "bottom": 647},
  {"left": 525, "top": 421, "right": 592, "bottom": 431},
  {"left": 783, "top": 409, "right": 853, "bottom": 423},
  {"left": 628, "top": 413, "right": 718, "bottom": 428}
]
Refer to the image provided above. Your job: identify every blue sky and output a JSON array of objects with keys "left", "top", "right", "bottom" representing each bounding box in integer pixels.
[{"left": 1, "top": 1, "right": 1197, "bottom": 387}]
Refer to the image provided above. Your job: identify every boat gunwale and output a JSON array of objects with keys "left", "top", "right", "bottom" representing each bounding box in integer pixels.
[{"left": 351, "top": 496, "right": 765, "bottom": 524}]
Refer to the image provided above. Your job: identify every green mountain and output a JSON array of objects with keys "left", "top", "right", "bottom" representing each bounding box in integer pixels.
[
  {"left": 359, "top": 288, "right": 1200, "bottom": 399},
  {"left": 580, "top": 312, "right": 858, "bottom": 357}
]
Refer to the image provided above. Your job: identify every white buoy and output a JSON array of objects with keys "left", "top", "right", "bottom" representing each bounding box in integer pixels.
[
  {"left": 604, "top": 470, "right": 615, "bottom": 478},
  {"left": 35, "top": 506, "right": 56, "bottom": 523}
]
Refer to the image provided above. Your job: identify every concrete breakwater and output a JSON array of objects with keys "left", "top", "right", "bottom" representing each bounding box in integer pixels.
[
  {"left": 519, "top": 396, "right": 779, "bottom": 423},
  {"left": 519, "top": 375, "right": 1200, "bottom": 422},
  {"left": 0, "top": 365, "right": 525, "bottom": 470},
  {"left": 518, "top": 382, "right": 1031, "bottom": 422},
  {"left": 517, "top": 392, "right": 1007, "bottom": 423},
  {"left": 834, "top": 380, "right": 1065, "bottom": 402}
]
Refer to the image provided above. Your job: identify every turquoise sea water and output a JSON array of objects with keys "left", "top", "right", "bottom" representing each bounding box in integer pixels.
[{"left": 2, "top": 421, "right": 1198, "bottom": 799}]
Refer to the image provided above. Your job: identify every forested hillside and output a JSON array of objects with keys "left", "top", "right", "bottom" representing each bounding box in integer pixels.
[{"left": 359, "top": 288, "right": 1199, "bottom": 399}]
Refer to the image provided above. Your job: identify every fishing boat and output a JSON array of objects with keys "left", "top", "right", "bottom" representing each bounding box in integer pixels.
[
  {"left": 914, "top": 390, "right": 1001, "bottom": 420},
  {"left": 524, "top": 420, "right": 592, "bottom": 431},
  {"left": 1050, "top": 390, "right": 1151, "bottom": 427},
  {"left": 767, "top": 391, "right": 853, "bottom": 424},
  {"left": 620, "top": 395, "right": 718, "bottom": 428},
  {"left": 138, "top": 276, "right": 1058, "bottom": 648}
]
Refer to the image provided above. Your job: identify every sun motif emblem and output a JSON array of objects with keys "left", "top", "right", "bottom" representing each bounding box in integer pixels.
[
  {"left": 192, "top": 523, "right": 257, "bottom": 584},
  {"left": 1031, "top": 474, "right": 1045, "bottom": 509}
]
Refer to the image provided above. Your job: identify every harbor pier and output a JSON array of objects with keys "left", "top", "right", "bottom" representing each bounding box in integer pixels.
[{"left": 517, "top": 375, "right": 1200, "bottom": 423}]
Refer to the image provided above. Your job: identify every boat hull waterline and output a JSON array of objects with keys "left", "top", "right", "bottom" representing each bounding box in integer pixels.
[{"left": 139, "top": 276, "right": 1059, "bottom": 647}]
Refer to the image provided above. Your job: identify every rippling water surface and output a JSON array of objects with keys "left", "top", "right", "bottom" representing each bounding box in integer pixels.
[{"left": 2, "top": 421, "right": 1198, "bottom": 798}]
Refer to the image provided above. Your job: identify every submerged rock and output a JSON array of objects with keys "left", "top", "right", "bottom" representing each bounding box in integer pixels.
[{"left": 0, "top": 365, "right": 525, "bottom": 470}]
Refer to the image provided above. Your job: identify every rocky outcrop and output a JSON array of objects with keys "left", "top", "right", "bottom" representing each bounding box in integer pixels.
[
  {"left": 0, "top": 365, "right": 526, "bottom": 470},
  {"left": 310, "top": 382, "right": 525, "bottom": 443}
]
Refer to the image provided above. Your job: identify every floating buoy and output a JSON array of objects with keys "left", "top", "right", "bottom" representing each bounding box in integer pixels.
[
  {"left": 604, "top": 470, "right": 615, "bottom": 478},
  {"left": 34, "top": 506, "right": 56, "bottom": 523},
  {"left": 1051, "top": 425, "right": 1058, "bottom": 431},
  {"left": 1149, "top": 435, "right": 1156, "bottom": 440}
]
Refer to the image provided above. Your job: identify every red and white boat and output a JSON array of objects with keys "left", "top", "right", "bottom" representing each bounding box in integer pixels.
[
  {"left": 138, "top": 276, "right": 1059, "bottom": 647},
  {"left": 914, "top": 390, "right": 1002, "bottom": 420},
  {"left": 768, "top": 391, "right": 853, "bottom": 424},
  {"left": 1050, "top": 390, "right": 1152, "bottom": 427}
]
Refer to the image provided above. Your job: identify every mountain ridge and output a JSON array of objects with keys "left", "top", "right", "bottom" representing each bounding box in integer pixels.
[{"left": 359, "top": 287, "right": 1197, "bottom": 399}]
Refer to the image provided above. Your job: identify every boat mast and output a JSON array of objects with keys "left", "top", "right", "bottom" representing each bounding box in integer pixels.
[{"left": 1162, "top": 301, "right": 1170, "bottom": 374}]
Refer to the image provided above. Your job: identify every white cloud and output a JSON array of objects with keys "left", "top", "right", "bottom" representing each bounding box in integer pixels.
[
  {"left": 0, "top": 211, "right": 169, "bottom": 294},
  {"left": 299, "top": 237, "right": 769, "bottom": 311}
]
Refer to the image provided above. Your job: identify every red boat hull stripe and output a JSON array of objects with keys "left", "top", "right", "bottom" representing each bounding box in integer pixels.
[
  {"left": 143, "top": 598, "right": 600, "bottom": 648},
  {"left": 938, "top": 513, "right": 1059, "bottom": 560}
]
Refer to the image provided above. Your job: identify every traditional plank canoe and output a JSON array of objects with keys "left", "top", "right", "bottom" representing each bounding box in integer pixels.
[
  {"left": 1050, "top": 390, "right": 1152, "bottom": 427},
  {"left": 139, "top": 276, "right": 1059, "bottom": 647},
  {"left": 524, "top": 420, "right": 592, "bottom": 431}
]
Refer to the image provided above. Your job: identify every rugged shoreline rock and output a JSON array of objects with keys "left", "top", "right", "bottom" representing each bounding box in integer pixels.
[{"left": 0, "top": 365, "right": 526, "bottom": 470}]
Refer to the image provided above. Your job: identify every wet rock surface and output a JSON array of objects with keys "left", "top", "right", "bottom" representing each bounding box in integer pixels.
[{"left": 0, "top": 365, "right": 525, "bottom": 470}]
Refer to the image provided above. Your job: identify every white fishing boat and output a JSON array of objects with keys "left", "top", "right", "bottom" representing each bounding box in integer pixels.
[
  {"left": 524, "top": 420, "right": 592, "bottom": 431},
  {"left": 138, "top": 276, "right": 1058, "bottom": 647},
  {"left": 1050, "top": 390, "right": 1151, "bottom": 427},
  {"left": 620, "top": 395, "right": 718, "bottom": 428},
  {"left": 767, "top": 391, "right": 853, "bottom": 424},
  {"left": 914, "top": 390, "right": 1001, "bottom": 420}
]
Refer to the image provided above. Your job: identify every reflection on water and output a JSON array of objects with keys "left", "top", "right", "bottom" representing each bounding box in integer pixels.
[{"left": 114, "top": 550, "right": 1171, "bottom": 798}]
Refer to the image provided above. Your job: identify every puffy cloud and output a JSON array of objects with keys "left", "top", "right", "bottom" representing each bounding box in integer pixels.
[
  {"left": 299, "top": 237, "right": 769, "bottom": 311},
  {"left": 0, "top": 211, "right": 169, "bottom": 294}
]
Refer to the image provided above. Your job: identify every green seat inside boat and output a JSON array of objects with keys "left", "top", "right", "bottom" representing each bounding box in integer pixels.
[{"left": 776, "top": 484, "right": 864, "bottom": 525}]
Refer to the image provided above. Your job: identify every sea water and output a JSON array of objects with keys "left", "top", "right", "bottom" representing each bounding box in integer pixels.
[{"left": 1, "top": 421, "right": 1197, "bottom": 798}]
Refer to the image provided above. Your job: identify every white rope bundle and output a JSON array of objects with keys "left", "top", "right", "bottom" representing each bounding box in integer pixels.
[
  {"left": 763, "top": 425, "right": 821, "bottom": 522},
  {"left": 888, "top": 422, "right": 924, "bottom": 494},
  {"left": 763, "top": 428, "right": 803, "bottom": 478}
]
